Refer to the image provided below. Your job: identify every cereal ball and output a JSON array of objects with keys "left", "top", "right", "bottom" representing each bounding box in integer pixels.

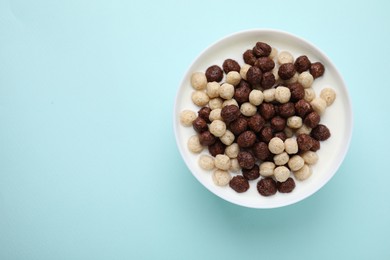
[
  {"left": 187, "top": 135, "right": 203, "bottom": 153},
  {"left": 240, "top": 64, "right": 251, "bottom": 80},
  {"left": 229, "top": 117, "right": 248, "bottom": 135},
  {"left": 304, "top": 88, "right": 316, "bottom": 102},
  {"left": 288, "top": 82, "right": 305, "bottom": 102},
  {"left": 209, "top": 120, "right": 226, "bottom": 137},
  {"left": 240, "top": 102, "right": 257, "bottom": 117},
  {"left": 191, "top": 91, "right": 210, "bottom": 107},
  {"left": 269, "top": 47, "right": 278, "bottom": 59},
  {"left": 263, "top": 88, "right": 276, "bottom": 102},
  {"left": 229, "top": 175, "right": 250, "bottom": 193},
  {"left": 272, "top": 67, "right": 280, "bottom": 82},
  {"left": 261, "top": 71, "right": 276, "bottom": 89},
  {"left": 242, "top": 164, "right": 260, "bottom": 180},
  {"left": 253, "top": 42, "right": 272, "bottom": 57},
  {"left": 295, "top": 124, "right": 312, "bottom": 135},
  {"left": 301, "top": 151, "right": 319, "bottom": 165},
  {"left": 199, "top": 131, "right": 217, "bottom": 146},
  {"left": 198, "top": 154, "right": 215, "bottom": 170},
  {"left": 320, "top": 88, "right": 336, "bottom": 106},
  {"left": 226, "top": 71, "right": 241, "bottom": 86},
  {"left": 237, "top": 151, "right": 255, "bottom": 169},
  {"left": 221, "top": 105, "right": 240, "bottom": 123},
  {"left": 253, "top": 142, "right": 271, "bottom": 161},
  {"left": 278, "top": 63, "right": 296, "bottom": 80},
  {"left": 296, "top": 134, "right": 314, "bottom": 152},
  {"left": 259, "top": 126, "right": 274, "bottom": 143},
  {"left": 209, "top": 97, "right": 223, "bottom": 110},
  {"left": 287, "top": 116, "right": 303, "bottom": 129},
  {"left": 283, "top": 72, "right": 299, "bottom": 84},
  {"left": 234, "top": 80, "right": 251, "bottom": 104},
  {"left": 277, "top": 177, "right": 296, "bottom": 193},
  {"left": 205, "top": 65, "right": 223, "bottom": 82},
  {"left": 212, "top": 169, "right": 231, "bottom": 186},
  {"left": 257, "top": 177, "right": 277, "bottom": 196},
  {"left": 237, "top": 130, "right": 256, "bottom": 148},
  {"left": 243, "top": 49, "right": 257, "bottom": 65},
  {"left": 259, "top": 162, "right": 275, "bottom": 177},
  {"left": 304, "top": 111, "right": 320, "bottom": 128},
  {"left": 278, "top": 102, "right": 295, "bottom": 118},
  {"left": 295, "top": 99, "right": 313, "bottom": 118},
  {"left": 230, "top": 158, "right": 240, "bottom": 172},
  {"left": 311, "top": 139, "right": 321, "bottom": 152},
  {"left": 246, "top": 66, "right": 263, "bottom": 86},
  {"left": 274, "top": 131, "right": 287, "bottom": 141},
  {"left": 277, "top": 51, "right": 294, "bottom": 64},
  {"left": 275, "top": 86, "right": 291, "bottom": 103},
  {"left": 310, "top": 62, "right": 325, "bottom": 78},
  {"left": 214, "top": 154, "right": 231, "bottom": 170},
  {"left": 288, "top": 155, "right": 305, "bottom": 171},
  {"left": 255, "top": 57, "right": 275, "bottom": 72},
  {"left": 206, "top": 82, "right": 220, "bottom": 98},
  {"left": 298, "top": 71, "right": 314, "bottom": 89},
  {"left": 284, "top": 127, "right": 295, "bottom": 138},
  {"left": 209, "top": 108, "right": 222, "bottom": 122},
  {"left": 248, "top": 113, "right": 265, "bottom": 133},
  {"left": 268, "top": 137, "right": 285, "bottom": 154},
  {"left": 180, "top": 110, "right": 197, "bottom": 126},
  {"left": 259, "top": 102, "right": 276, "bottom": 120},
  {"left": 208, "top": 140, "right": 225, "bottom": 157},
  {"left": 222, "top": 99, "right": 239, "bottom": 108},
  {"left": 271, "top": 116, "right": 286, "bottom": 132},
  {"left": 310, "top": 97, "right": 327, "bottom": 115},
  {"left": 191, "top": 72, "right": 207, "bottom": 90},
  {"left": 198, "top": 107, "right": 211, "bottom": 123},
  {"left": 284, "top": 137, "right": 298, "bottom": 154},
  {"left": 311, "top": 124, "right": 331, "bottom": 141},
  {"left": 225, "top": 143, "right": 239, "bottom": 158},
  {"left": 274, "top": 152, "right": 289, "bottom": 166},
  {"left": 274, "top": 166, "right": 290, "bottom": 182},
  {"left": 293, "top": 164, "right": 312, "bottom": 181},
  {"left": 294, "top": 55, "right": 311, "bottom": 73},
  {"left": 223, "top": 58, "right": 241, "bottom": 73},
  {"left": 249, "top": 89, "right": 264, "bottom": 106},
  {"left": 220, "top": 130, "right": 235, "bottom": 146},
  {"left": 192, "top": 117, "right": 208, "bottom": 133},
  {"left": 219, "top": 83, "right": 235, "bottom": 100}
]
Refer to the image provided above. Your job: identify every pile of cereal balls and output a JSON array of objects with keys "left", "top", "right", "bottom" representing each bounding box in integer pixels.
[{"left": 179, "top": 41, "right": 336, "bottom": 197}]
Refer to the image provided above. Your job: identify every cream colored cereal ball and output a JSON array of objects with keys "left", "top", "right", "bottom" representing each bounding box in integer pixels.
[
  {"left": 198, "top": 154, "right": 215, "bottom": 171},
  {"left": 187, "top": 135, "right": 203, "bottom": 153},
  {"left": 274, "top": 166, "right": 290, "bottom": 182},
  {"left": 260, "top": 161, "right": 275, "bottom": 177},
  {"left": 287, "top": 116, "right": 303, "bottom": 129},
  {"left": 180, "top": 110, "right": 197, "bottom": 127},
  {"left": 284, "top": 72, "right": 299, "bottom": 84},
  {"left": 268, "top": 137, "right": 285, "bottom": 154},
  {"left": 293, "top": 164, "right": 312, "bottom": 181},
  {"left": 320, "top": 88, "right": 336, "bottom": 106},
  {"left": 284, "top": 137, "right": 298, "bottom": 154},
  {"left": 220, "top": 130, "right": 235, "bottom": 146},
  {"left": 284, "top": 127, "right": 295, "bottom": 138},
  {"left": 269, "top": 47, "right": 278, "bottom": 59},
  {"left": 209, "top": 108, "right": 222, "bottom": 122},
  {"left": 310, "top": 97, "right": 327, "bottom": 115},
  {"left": 288, "top": 155, "right": 305, "bottom": 171},
  {"left": 209, "top": 97, "right": 223, "bottom": 110},
  {"left": 226, "top": 71, "right": 241, "bottom": 86},
  {"left": 219, "top": 83, "right": 235, "bottom": 100},
  {"left": 240, "top": 102, "right": 257, "bottom": 117},
  {"left": 301, "top": 151, "right": 319, "bottom": 165},
  {"left": 215, "top": 154, "right": 231, "bottom": 170},
  {"left": 240, "top": 64, "right": 251, "bottom": 80},
  {"left": 274, "top": 152, "right": 289, "bottom": 166},
  {"left": 212, "top": 169, "right": 231, "bottom": 186},
  {"left": 191, "top": 72, "right": 207, "bottom": 90},
  {"left": 209, "top": 119, "right": 226, "bottom": 137},
  {"left": 191, "top": 91, "right": 209, "bottom": 106},
  {"left": 230, "top": 158, "right": 240, "bottom": 172},
  {"left": 296, "top": 124, "right": 312, "bottom": 135},
  {"left": 263, "top": 88, "right": 276, "bottom": 102},
  {"left": 222, "top": 99, "right": 239, "bottom": 107},
  {"left": 298, "top": 71, "right": 314, "bottom": 88},
  {"left": 249, "top": 89, "right": 264, "bottom": 106},
  {"left": 304, "top": 88, "right": 316, "bottom": 102},
  {"left": 206, "top": 82, "right": 220, "bottom": 98},
  {"left": 275, "top": 86, "right": 291, "bottom": 103},
  {"left": 225, "top": 143, "right": 239, "bottom": 158},
  {"left": 277, "top": 51, "right": 294, "bottom": 64}
]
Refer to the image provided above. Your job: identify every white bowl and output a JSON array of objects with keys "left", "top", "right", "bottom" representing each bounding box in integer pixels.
[{"left": 173, "top": 29, "right": 353, "bottom": 208}]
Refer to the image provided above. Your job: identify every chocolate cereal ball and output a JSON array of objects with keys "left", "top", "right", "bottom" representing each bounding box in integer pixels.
[
  {"left": 229, "top": 175, "right": 250, "bottom": 193},
  {"left": 310, "top": 139, "right": 321, "bottom": 152},
  {"left": 304, "top": 111, "right": 320, "bottom": 128},
  {"left": 278, "top": 63, "right": 296, "bottom": 80},
  {"left": 242, "top": 164, "right": 260, "bottom": 180},
  {"left": 237, "top": 151, "right": 255, "bottom": 169},
  {"left": 198, "top": 107, "right": 211, "bottom": 123},
  {"left": 223, "top": 58, "right": 241, "bottom": 73},
  {"left": 274, "top": 131, "right": 287, "bottom": 141},
  {"left": 199, "top": 131, "right": 217, "bottom": 146},
  {"left": 310, "top": 62, "right": 325, "bottom": 78},
  {"left": 257, "top": 177, "right": 277, "bottom": 196},
  {"left": 261, "top": 72, "right": 276, "bottom": 89},
  {"left": 246, "top": 66, "right": 263, "bottom": 86},
  {"left": 295, "top": 99, "right": 313, "bottom": 118},
  {"left": 278, "top": 102, "right": 295, "bottom": 118},
  {"left": 294, "top": 55, "right": 311, "bottom": 73},
  {"left": 259, "top": 126, "right": 274, "bottom": 143},
  {"left": 277, "top": 177, "right": 296, "bottom": 193},
  {"left": 234, "top": 80, "right": 251, "bottom": 104},
  {"left": 252, "top": 142, "right": 270, "bottom": 161},
  {"left": 252, "top": 42, "right": 272, "bottom": 57},
  {"left": 229, "top": 117, "right": 248, "bottom": 136},
  {"left": 237, "top": 130, "right": 256, "bottom": 148},
  {"left": 311, "top": 124, "right": 331, "bottom": 141},
  {"left": 296, "top": 134, "right": 314, "bottom": 152},
  {"left": 205, "top": 65, "right": 223, "bottom": 82},
  {"left": 208, "top": 139, "right": 226, "bottom": 157},
  {"left": 192, "top": 117, "right": 208, "bottom": 133},
  {"left": 259, "top": 103, "right": 275, "bottom": 120},
  {"left": 243, "top": 49, "right": 257, "bottom": 65},
  {"left": 271, "top": 116, "right": 286, "bottom": 132},
  {"left": 288, "top": 83, "right": 305, "bottom": 102},
  {"left": 247, "top": 113, "right": 265, "bottom": 133},
  {"left": 255, "top": 57, "right": 275, "bottom": 72},
  {"left": 221, "top": 105, "right": 240, "bottom": 124}
]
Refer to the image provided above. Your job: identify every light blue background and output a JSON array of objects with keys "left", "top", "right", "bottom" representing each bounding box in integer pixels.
[{"left": 0, "top": 0, "right": 389, "bottom": 259}]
